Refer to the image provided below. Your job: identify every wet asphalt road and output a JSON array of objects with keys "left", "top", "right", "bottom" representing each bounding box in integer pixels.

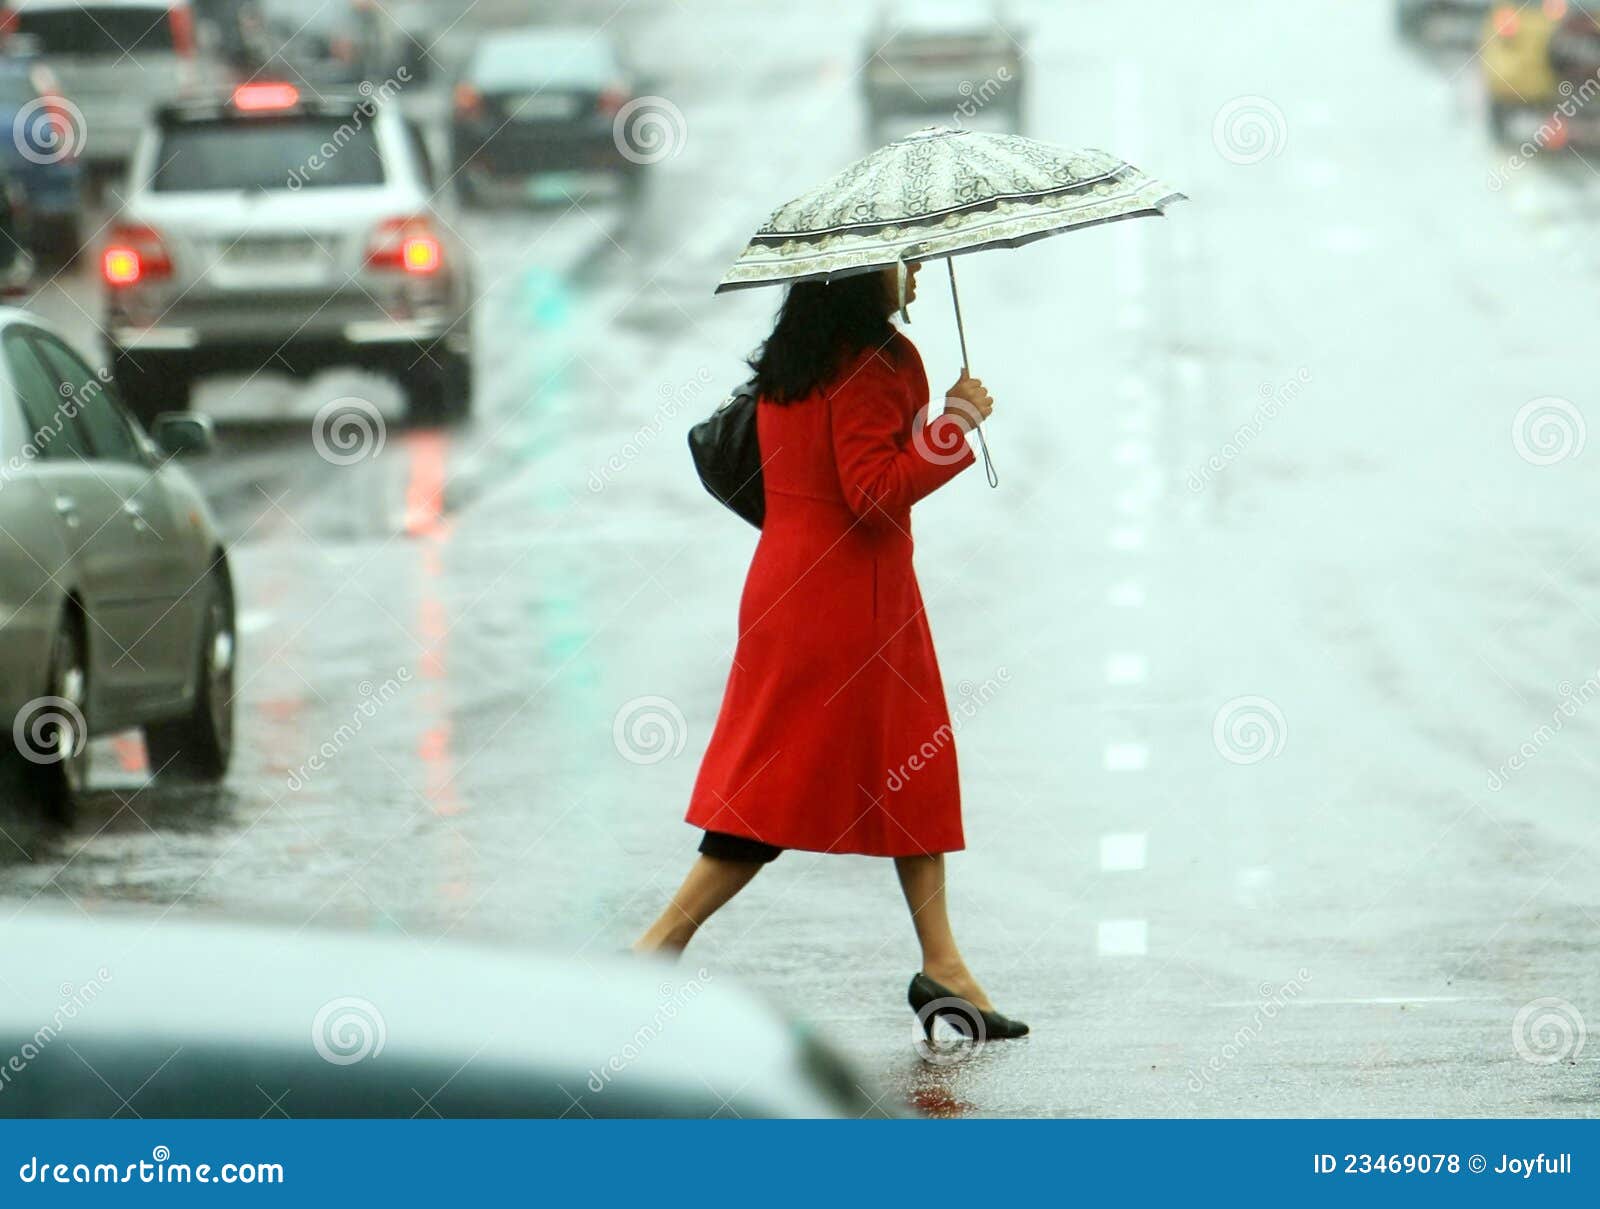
[{"left": 4, "top": 0, "right": 1600, "bottom": 1116}]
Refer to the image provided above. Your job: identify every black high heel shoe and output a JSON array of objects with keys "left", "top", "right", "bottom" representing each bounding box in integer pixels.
[{"left": 907, "top": 972, "right": 1030, "bottom": 1041}]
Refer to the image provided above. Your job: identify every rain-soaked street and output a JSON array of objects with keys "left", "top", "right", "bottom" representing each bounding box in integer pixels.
[{"left": 3, "top": 0, "right": 1599, "bottom": 1117}]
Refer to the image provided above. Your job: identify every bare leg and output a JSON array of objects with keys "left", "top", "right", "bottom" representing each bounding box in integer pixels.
[
  {"left": 894, "top": 853, "right": 993, "bottom": 1011},
  {"left": 633, "top": 855, "right": 764, "bottom": 955}
]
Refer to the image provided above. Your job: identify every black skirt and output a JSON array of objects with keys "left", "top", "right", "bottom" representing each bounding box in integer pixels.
[{"left": 698, "top": 829, "right": 783, "bottom": 863}]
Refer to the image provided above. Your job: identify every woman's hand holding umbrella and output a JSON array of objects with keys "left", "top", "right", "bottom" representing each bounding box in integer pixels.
[{"left": 944, "top": 371, "right": 993, "bottom": 434}]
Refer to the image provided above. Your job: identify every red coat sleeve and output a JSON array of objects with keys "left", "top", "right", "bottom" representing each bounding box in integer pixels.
[{"left": 829, "top": 351, "right": 975, "bottom": 521}]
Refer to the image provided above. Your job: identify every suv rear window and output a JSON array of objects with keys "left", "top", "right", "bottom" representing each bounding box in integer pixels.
[
  {"left": 14, "top": 6, "right": 178, "bottom": 56},
  {"left": 151, "top": 117, "right": 386, "bottom": 192}
]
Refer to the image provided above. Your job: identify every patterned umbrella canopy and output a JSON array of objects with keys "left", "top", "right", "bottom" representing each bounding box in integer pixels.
[{"left": 716, "top": 125, "right": 1185, "bottom": 293}]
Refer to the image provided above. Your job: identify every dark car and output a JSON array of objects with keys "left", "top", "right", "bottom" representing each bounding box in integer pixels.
[
  {"left": 0, "top": 46, "right": 85, "bottom": 260},
  {"left": 450, "top": 26, "right": 644, "bottom": 206},
  {"left": 0, "top": 308, "right": 233, "bottom": 823}
]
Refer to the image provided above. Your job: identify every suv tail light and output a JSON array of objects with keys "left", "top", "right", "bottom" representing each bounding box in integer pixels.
[
  {"left": 102, "top": 224, "right": 172, "bottom": 286},
  {"left": 453, "top": 82, "right": 483, "bottom": 118},
  {"left": 597, "top": 84, "right": 629, "bottom": 116},
  {"left": 366, "top": 217, "right": 442, "bottom": 275},
  {"left": 1493, "top": 5, "right": 1520, "bottom": 37},
  {"left": 169, "top": 4, "right": 194, "bottom": 57},
  {"left": 232, "top": 82, "right": 300, "bottom": 111}
]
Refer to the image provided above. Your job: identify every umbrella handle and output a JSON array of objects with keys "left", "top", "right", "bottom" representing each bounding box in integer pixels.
[{"left": 946, "top": 257, "right": 998, "bottom": 488}]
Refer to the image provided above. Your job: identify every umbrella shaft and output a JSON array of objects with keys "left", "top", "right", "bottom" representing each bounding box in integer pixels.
[
  {"left": 946, "top": 257, "right": 970, "bottom": 371},
  {"left": 946, "top": 258, "right": 996, "bottom": 487}
]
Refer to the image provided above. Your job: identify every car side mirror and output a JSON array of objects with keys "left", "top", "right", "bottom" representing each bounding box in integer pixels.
[{"left": 151, "top": 412, "right": 214, "bottom": 457}]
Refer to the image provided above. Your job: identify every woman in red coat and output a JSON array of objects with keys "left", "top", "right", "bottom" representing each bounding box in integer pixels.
[{"left": 635, "top": 262, "right": 1026, "bottom": 1041}]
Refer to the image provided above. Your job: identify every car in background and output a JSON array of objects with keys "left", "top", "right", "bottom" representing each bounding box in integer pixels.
[
  {"left": 3, "top": 0, "right": 225, "bottom": 182},
  {"left": 0, "top": 43, "right": 83, "bottom": 260},
  {"left": 0, "top": 910, "right": 886, "bottom": 1117},
  {"left": 101, "top": 83, "right": 473, "bottom": 425},
  {"left": 249, "top": 0, "right": 434, "bottom": 90},
  {"left": 1545, "top": 2, "right": 1600, "bottom": 142},
  {"left": 1478, "top": 0, "right": 1596, "bottom": 143},
  {"left": 862, "top": 0, "right": 1025, "bottom": 142},
  {"left": 450, "top": 25, "right": 645, "bottom": 206},
  {"left": 0, "top": 308, "right": 232, "bottom": 823},
  {"left": 1396, "top": 0, "right": 1495, "bottom": 43},
  {"left": 0, "top": 179, "right": 35, "bottom": 290}
]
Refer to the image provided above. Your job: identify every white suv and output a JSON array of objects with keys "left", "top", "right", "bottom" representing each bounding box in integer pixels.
[{"left": 102, "top": 83, "right": 474, "bottom": 424}]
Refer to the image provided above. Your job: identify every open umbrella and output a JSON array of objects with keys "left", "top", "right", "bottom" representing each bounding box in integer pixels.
[{"left": 716, "top": 125, "right": 1185, "bottom": 484}]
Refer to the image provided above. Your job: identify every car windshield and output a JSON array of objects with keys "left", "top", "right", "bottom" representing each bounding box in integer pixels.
[
  {"left": 151, "top": 116, "right": 386, "bottom": 192},
  {"left": 13, "top": 6, "right": 177, "bottom": 56},
  {"left": 469, "top": 31, "right": 618, "bottom": 89}
]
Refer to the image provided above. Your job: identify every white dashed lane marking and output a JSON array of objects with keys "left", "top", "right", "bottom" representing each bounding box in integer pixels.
[
  {"left": 1103, "top": 742, "right": 1148, "bottom": 772},
  {"left": 1099, "top": 832, "right": 1147, "bottom": 872},
  {"left": 1097, "top": 919, "right": 1149, "bottom": 956},
  {"left": 1105, "top": 652, "right": 1148, "bottom": 685},
  {"left": 1107, "top": 581, "right": 1145, "bottom": 609},
  {"left": 1108, "top": 526, "right": 1145, "bottom": 552}
]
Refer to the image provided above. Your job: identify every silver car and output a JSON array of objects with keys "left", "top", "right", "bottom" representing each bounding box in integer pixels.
[
  {"left": 7, "top": 0, "right": 226, "bottom": 174},
  {"left": 0, "top": 308, "right": 233, "bottom": 823},
  {"left": 102, "top": 83, "right": 474, "bottom": 424}
]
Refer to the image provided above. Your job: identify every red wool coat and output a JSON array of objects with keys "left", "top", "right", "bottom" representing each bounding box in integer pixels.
[{"left": 686, "top": 331, "right": 975, "bottom": 856}]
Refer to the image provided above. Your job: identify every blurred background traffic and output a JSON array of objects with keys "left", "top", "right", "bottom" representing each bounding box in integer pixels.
[{"left": 1, "top": 0, "right": 1597, "bottom": 1117}]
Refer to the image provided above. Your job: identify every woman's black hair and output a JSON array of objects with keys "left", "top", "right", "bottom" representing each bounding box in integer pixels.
[{"left": 750, "top": 271, "right": 894, "bottom": 404}]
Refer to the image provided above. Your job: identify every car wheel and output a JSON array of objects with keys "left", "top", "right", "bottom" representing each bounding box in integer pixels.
[
  {"left": 402, "top": 348, "right": 472, "bottom": 425},
  {"left": 15, "top": 613, "right": 90, "bottom": 825},
  {"left": 143, "top": 569, "right": 234, "bottom": 782}
]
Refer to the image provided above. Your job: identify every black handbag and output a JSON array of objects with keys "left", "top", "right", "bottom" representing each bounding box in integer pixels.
[{"left": 688, "top": 377, "right": 764, "bottom": 529}]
